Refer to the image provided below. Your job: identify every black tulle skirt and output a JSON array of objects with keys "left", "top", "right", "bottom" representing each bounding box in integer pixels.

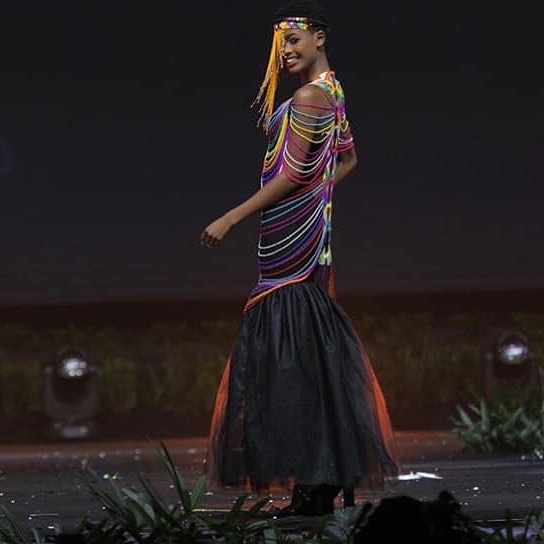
[{"left": 207, "top": 273, "right": 399, "bottom": 491}]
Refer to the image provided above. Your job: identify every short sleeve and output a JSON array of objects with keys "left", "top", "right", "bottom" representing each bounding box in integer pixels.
[
  {"left": 280, "top": 85, "right": 334, "bottom": 186},
  {"left": 337, "top": 108, "right": 355, "bottom": 152}
]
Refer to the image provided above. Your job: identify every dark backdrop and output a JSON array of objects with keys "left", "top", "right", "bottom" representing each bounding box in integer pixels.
[{"left": 1, "top": 1, "right": 542, "bottom": 307}]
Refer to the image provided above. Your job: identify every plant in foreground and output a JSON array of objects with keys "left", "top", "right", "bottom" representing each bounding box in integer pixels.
[
  {"left": 452, "top": 397, "right": 544, "bottom": 456},
  {"left": 3, "top": 441, "right": 544, "bottom": 542}
]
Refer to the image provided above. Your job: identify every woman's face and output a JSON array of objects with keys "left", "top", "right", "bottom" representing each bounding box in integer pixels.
[{"left": 282, "top": 28, "right": 324, "bottom": 75}]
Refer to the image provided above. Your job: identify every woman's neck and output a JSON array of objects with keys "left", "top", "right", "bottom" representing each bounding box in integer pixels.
[{"left": 300, "top": 59, "right": 331, "bottom": 84}]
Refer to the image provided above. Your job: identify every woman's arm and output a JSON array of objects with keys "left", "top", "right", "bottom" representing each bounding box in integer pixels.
[
  {"left": 334, "top": 146, "right": 358, "bottom": 185},
  {"left": 201, "top": 84, "right": 330, "bottom": 248},
  {"left": 200, "top": 172, "right": 297, "bottom": 248}
]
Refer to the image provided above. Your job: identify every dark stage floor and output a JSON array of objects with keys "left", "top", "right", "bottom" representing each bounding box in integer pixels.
[{"left": 1, "top": 431, "right": 543, "bottom": 537}]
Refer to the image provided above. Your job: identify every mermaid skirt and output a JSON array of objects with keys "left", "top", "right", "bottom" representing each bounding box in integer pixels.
[{"left": 206, "top": 274, "right": 399, "bottom": 491}]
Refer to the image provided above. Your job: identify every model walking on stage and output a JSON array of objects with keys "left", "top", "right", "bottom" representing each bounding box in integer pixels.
[{"left": 201, "top": 0, "right": 399, "bottom": 516}]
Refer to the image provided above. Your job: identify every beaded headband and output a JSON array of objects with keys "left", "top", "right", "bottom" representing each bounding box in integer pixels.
[{"left": 252, "top": 16, "right": 325, "bottom": 132}]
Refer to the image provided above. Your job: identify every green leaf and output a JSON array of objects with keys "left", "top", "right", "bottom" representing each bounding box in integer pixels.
[
  {"left": 156, "top": 440, "right": 192, "bottom": 513},
  {"left": 190, "top": 474, "right": 207, "bottom": 510},
  {"left": 0, "top": 504, "right": 33, "bottom": 544}
]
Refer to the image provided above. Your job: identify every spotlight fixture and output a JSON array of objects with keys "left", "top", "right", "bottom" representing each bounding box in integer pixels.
[
  {"left": 43, "top": 347, "right": 100, "bottom": 439},
  {"left": 483, "top": 330, "right": 539, "bottom": 400},
  {"left": 494, "top": 332, "right": 531, "bottom": 366}
]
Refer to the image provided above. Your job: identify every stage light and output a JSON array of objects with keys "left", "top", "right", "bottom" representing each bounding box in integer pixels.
[
  {"left": 483, "top": 330, "right": 540, "bottom": 401},
  {"left": 494, "top": 332, "right": 530, "bottom": 366},
  {"left": 43, "top": 347, "right": 100, "bottom": 439},
  {"left": 57, "top": 352, "right": 89, "bottom": 378}
]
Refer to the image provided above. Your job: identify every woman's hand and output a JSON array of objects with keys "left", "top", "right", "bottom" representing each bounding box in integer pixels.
[
  {"left": 200, "top": 172, "right": 297, "bottom": 249},
  {"left": 200, "top": 215, "right": 233, "bottom": 248}
]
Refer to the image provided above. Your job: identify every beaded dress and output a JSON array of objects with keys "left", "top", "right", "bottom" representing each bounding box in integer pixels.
[{"left": 207, "top": 71, "right": 399, "bottom": 491}]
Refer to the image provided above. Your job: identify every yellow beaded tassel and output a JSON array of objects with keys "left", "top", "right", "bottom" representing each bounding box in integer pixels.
[{"left": 252, "top": 24, "right": 285, "bottom": 133}]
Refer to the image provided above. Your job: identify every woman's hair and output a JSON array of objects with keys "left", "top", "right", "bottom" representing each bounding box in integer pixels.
[
  {"left": 273, "top": 0, "right": 331, "bottom": 31},
  {"left": 253, "top": 0, "right": 331, "bottom": 131}
]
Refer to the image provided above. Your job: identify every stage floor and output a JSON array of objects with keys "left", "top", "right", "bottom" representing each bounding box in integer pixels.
[{"left": 1, "top": 431, "right": 543, "bottom": 534}]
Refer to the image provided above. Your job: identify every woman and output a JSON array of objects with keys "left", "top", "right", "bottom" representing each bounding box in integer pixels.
[{"left": 201, "top": 0, "right": 399, "bottom": 516}]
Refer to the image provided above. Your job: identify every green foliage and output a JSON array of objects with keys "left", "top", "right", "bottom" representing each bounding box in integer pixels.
[
  {"left": 137, "top": 349, "right": 225, "bottom": 419},
  {"left": 98, "top": 356, "right": 139, "bottom": 415},
  {"left": 1, "top": 312, "right": 544, "bottom": 436},
  {"left": 0, "top": 361, "right": 42, "bottom": 417},
  {"left": 4, "top": 441, "right": 544, "bottom": 542},
  {"left": 0, "top": 504, "right": 44, "bottom": 544},
  {"left": 35, "top": 324, "right": 124, "bottom": 360},
  {"left": 475, "top": 509, "right": 544, "bottom": 543},
  {"left": 355, "top": 312, "right": 485, "bottom": 418},
  {"left": 452, "top": 396, "right": 544, "bottom": 455},
  {"left": 83, "top": 441, "right": 275, "bottom": 543}
]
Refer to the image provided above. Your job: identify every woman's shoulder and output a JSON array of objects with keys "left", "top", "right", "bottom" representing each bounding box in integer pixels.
[{"left": 292, "top": 83, "right": 332, "bottom": 108}]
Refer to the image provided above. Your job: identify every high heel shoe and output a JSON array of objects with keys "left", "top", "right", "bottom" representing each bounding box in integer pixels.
[
  {"left": 311, "top": 484, "right": 340, "bottom": 515},
  {"left": 275, "top": 484, "right": 340, "bottom": 517},
  {"left": 275, "top": 484, "right": 312, "bottom": 517}
]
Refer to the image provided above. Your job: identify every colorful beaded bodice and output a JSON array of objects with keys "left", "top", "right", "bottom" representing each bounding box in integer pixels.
[{"left": 245, "top": 71, "right": 354, "bottom": 312}]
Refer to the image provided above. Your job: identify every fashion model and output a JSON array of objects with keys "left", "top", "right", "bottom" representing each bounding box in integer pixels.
[{"left": 201, "top": 0, "right": 399, "bottom": 516}]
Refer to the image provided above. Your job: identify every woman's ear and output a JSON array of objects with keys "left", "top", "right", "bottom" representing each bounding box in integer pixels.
[{"left": 315, "top": 29, "right": 326, "bottom": 48}]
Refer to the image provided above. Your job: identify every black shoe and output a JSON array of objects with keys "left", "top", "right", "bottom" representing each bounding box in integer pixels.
[
  {"left": 275, "top": 485, "right": 313, "bottom": 517},
  {"left": 275, "top": 484, "right": 340, "bottom": 517},
  {"left": 311, "top": 484, "right": 340, "bottom": 515}
]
